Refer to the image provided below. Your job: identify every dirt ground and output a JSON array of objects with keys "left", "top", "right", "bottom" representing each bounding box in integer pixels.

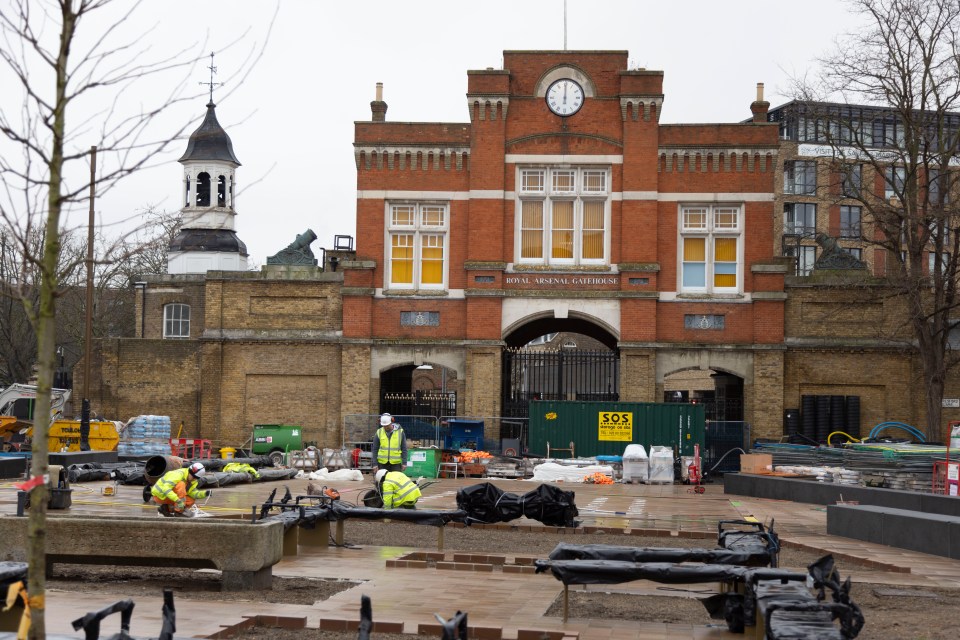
[{"left": 47, "top": 522, "right": 960, "bottom": 639}]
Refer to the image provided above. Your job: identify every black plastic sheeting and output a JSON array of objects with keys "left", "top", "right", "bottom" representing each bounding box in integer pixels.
[
  {"left": 258, "top": 500, "right": 468, "bottom": 530},
  {"left": 67, "top": 462, "right": 144, "bottom": 484},
  {"left": 718, "top": 519, "right": 781, "bottom": 567},
  {"left": 0, "top": 561, "right": 27, "bottom": 588},
  {"left": 456, "top": 482, "right": 579, "bottom": 528},
  {"left": 536, "top": 553, "right": 863, "bottom": 639},
  {"left": 547, "top": 543, "right": 773, "bottom": 567},
  {"left": 534, "top": 559, "right": 764, "bottom": 585},
  {"left": 67, "top": 458, "right": 294, "bottom": 486}
]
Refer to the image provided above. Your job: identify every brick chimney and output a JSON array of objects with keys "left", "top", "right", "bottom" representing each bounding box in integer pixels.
[
  {"left": 370, "top": 82, "right": 388, "bottom": 122},
  {"left": 750, "top": 82, "right": 769, "bottom": 123}
]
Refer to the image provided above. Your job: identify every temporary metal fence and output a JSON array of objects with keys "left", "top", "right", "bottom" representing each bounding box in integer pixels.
[
  {"left": 703, "top": 420, "right": 750, "bottom": 475},
  {"left": 342, "top": 414, "right": 528, "bottom": 455},
  {"left": 342, "top": 414, "right": 442, "bottom": 449}
]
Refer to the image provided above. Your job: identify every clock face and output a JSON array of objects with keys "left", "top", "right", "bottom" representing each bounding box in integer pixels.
[{"left": 546, "top": 79, "right": 584, "bottom": 116}]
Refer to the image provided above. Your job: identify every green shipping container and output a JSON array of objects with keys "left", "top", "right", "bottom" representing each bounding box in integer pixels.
[
  {"left": 406, "top": 448, "right": 441, "bottom": 478},
  {"left": 528, "top": 401, "right": 705, "bottom": 458}
]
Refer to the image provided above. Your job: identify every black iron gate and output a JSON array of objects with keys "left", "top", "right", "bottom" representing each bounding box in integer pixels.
[
  {"left": 380, "top": 390, "right": 456, "bottom": 419},
  {"left": 501, "top": 347, "right": 619, "bottom": 418}
]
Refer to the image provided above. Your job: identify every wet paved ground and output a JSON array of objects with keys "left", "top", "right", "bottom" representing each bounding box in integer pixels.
[{"left": 2, "top": 475, "right": 959, "bottom": 638}]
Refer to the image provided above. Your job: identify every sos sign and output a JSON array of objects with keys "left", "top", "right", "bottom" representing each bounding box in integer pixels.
[{"left": 598, "top": 411, "right": 633, "bottom": 441}]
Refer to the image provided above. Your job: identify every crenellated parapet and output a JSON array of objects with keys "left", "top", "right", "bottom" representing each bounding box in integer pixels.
[
  {"left": 467, "top": 96, "right": 510, "bottom": 122},
  {"left": 354, "top": 146, "right": 471, "bottom": 171},
  {"left": 657, "top": 147, "right": 777, "bottom": 173},
  {"left": 620, "top": 96, "right": 663, "bottom": 122}
]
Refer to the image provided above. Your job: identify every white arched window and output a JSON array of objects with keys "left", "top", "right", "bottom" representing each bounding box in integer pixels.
[{"left": 163, "top": 304, "right": 191, "bottom": 339}]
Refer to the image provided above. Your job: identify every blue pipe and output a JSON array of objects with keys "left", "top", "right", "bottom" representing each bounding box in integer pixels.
[{"left": 867, "top": 422, "right": 926, "bottom": 443}]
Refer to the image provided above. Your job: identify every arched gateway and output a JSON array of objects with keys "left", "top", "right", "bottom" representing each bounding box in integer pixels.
[{"left": 501, "top": 316, "right": 620, "bottom": 418}]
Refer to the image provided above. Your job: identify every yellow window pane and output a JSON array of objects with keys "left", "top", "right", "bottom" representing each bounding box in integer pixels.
[
  {"left": 552, "top": 201, "right": 573, "bottom": 229},
  {"left": 582, "top": 230, "right": 603, "bottom": 259},
  {"left": 583, "top": 171, "right": 606, "bottom": 192},
  {"left": 553, "top": 171, "right": 575, "bottom": 192},
  {"left": 522, "top": 201, "right": 543, "bottom": 228},
  {"left": 683, "top": 237, "right": 706, "bottom": 261},
  {"left": 391, "top": 205, "right": 414, "bottom": 226},
  {"left": 552, "top": 230, "right": 574, "bottom": 258},
  {"left": 522, "top": 170, "right": 544, "bottom": 192},
  {"left": 421, "top": 206, "right": 445, "bottom": 227},
  {"left": 521, "top": 230, "right": 543, "bottom": 258},
  {"left": 714, "top": 273, "right": 737, "bottom": 287},
  {"left": 583, "top": 201, "right": 604, "bottom": 229},
  {"left": 421, "top": 261, "right": 443, "bottom": 284},
  {"left": 683, "top": 208, "right": 707, "bottom": 230},
  {"left": 714, "top": 208, "right": 739, "bottom": 229},
  {"left": 714, "top": 237, "right": 737, "bottom": 261},
  {"left": 391, "top": 235, "right": 413, "bottom": 284}
]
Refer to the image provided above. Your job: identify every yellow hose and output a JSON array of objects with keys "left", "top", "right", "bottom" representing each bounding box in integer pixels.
[{"left": 827, "top": 431, "right": 861, "bottom": 446}]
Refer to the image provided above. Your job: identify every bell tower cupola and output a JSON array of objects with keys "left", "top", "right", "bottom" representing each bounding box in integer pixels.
[{"left": 168, "top": 54, "right": 249, "bottom": 274}]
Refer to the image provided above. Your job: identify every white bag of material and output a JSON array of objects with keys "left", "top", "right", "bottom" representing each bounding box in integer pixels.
[
  {"left": 646, "top": 446, "right": 675, "bottom": 484},
  {"left": 622, "top": 444, "right": 649, "bottom": 483},
  {"left": 299, "top": 468, "right": 364, "bottom": 482},
  {"left": 531, "top": 462, "right": 615, "bottom": 483}
]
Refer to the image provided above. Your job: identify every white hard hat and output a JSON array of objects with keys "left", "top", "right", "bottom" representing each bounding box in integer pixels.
[
  {"left": 188, "top": 462, "right": 206, "bottom": 477},
  {"left": 379, "top": 413, "right": 393, "bottom": 426},
  {"left": 375, "top": 469, "right": 387, "bottom": 483}
]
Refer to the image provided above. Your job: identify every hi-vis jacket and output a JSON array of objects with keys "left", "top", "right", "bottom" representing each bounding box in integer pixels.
[
  {"left": 223, "top": 462, "right": 260, "bottom": 479},
  {"left": 150, "top": 468, "right": 209, "bottom": 502},
  {"left": 381, "top": 471, "right": 421, "bottom": 509},
  {"left": 374, "top": 427, "right": 405, "bottom": 465}
]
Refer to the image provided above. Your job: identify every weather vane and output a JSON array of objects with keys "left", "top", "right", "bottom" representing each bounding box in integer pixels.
[{"left": 199, "top": 51, "right": 223, "bottom": 103}]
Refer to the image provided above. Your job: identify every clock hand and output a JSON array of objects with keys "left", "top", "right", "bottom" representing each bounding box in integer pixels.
[{"left": 563, "top": 82, "right": 568, "bottom": 104}]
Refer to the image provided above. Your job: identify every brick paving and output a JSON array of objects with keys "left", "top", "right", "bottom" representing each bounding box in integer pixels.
[{"left": 3, "top": 475, "right": 960, "bottom": 638}]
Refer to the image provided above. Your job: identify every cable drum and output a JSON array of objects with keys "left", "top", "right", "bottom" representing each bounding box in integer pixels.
[
  {"left": 815, "top": 395, "right": 831, "bottom": 443},
  {"left": 801, "top": 395, "right": 817, "bottom": 439},
  {"left": 845, "top": 396, "right": 861, "bottom": 439},
  {"left": 830, "top": 395, "right": 846, "bottom": 431}
]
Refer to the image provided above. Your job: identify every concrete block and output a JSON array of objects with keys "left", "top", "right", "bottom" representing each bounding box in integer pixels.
[
  {"left": 0, "top": 514, "right": 283, "bottom": 591},
  {"left": 882, "top": 510, "right": 952, "bottom": 557},
  {"left": 826, "top": 505, "right": 960, "bottom": 560},
  {"left": 826, "top": 505, "right": 884, "bottom": 544},
  {"left": 949, "top": 522, "right": 960, "bottom": 560},
  {"left": 223, "top": 566, "right": 272, "bottom": 591},
  {"left": 0, "top": 456, "right": 27, "bottom": 479}
]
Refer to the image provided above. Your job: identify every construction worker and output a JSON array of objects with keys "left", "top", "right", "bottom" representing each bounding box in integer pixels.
[
  {"left": 375, "top": 468, "right": 420, "bottom": 509},
  {"left": 151, "top": 462, "right": 212, "bottom": 517},
  {"left": 222, "top": 461, "right": 260, "bottom": 479},
  {"left": 372, "top": 412, "right": 407, "bottom": 472}
]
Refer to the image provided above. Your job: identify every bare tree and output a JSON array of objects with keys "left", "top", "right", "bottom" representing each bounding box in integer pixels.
[
  {"left": 794, "top": 0, "right": 960, "bottom": 439},
  {"left": 0, "top": 2, "right": 270, "bottom": 635}
]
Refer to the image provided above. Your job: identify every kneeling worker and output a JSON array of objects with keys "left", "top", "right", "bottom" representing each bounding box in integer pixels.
[
  {"left": 152, "top": 462, "right": 212, "bottom": 517},
  {"left": 375, "top": 468, "right": 421, "bottom": 509}
]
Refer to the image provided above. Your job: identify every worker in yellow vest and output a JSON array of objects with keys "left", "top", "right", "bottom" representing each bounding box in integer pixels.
[
  {"left": 372, "top": 413, "right": 407, "bottom": 472},
  {"left": 151, "top": 462, "right": 212, "bottom": 517},
  {"left": 223, "top": 461, "right": 260, "bottom": 479},
  {"left": 375, "top": 468, "right": 421, "bottom": 509}
]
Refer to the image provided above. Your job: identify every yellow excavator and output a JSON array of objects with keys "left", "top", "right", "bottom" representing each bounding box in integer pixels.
[{"left": 0, "top": 384, "right": 120, "bottom": 452}]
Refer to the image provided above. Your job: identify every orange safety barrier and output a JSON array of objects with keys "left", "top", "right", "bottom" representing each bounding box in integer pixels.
[{"left": 169, "top": 438, "right": 214, "bottom": 459}]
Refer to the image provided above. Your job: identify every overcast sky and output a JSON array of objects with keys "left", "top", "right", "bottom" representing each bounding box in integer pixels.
[{"left": 75, "top": 0, "right": 861, "bottom": 267}]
